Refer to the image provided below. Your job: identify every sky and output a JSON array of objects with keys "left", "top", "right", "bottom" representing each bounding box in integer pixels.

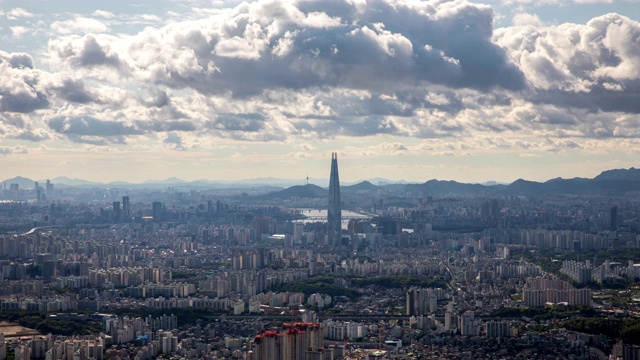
[{"left": 1, "top": 0, "right": 640, "bottom": 184}]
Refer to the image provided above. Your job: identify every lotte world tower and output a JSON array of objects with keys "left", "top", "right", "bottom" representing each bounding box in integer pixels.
[{"left": 327, "top": 153, "right": 341, "bottom": 247}]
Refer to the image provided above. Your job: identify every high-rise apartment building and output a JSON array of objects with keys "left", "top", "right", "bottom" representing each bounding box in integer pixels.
[
  {"left": 253, "top": 330, "right": 284, "bottom": 360},
  {"left": 327, "top": 153, "right": 341, "bottom": 247},
  {"left": 252, "top": 322, "right": 324, "bottom": 360}
]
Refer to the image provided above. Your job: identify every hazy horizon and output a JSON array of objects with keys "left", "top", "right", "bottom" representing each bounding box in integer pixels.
[{"left": 1, "top": 165, "right": 634, "bottom": 187}]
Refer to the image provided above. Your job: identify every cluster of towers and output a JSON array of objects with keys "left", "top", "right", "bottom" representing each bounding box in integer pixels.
[{"left": 111, "top": 196, "right": 130, "bottom": 223}]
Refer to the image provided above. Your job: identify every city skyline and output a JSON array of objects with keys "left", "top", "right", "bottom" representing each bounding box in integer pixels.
[
  {"left": 1, "top": 0, "right": 640, "bottom": 183},
  {"left": 4, "top": 162, "right": 640, "bottom": 188}
]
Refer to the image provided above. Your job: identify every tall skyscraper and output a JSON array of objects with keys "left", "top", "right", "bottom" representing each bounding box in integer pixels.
[
  {"left": 45, "top": 179, "right": 53, "bottom": 199},
  {"left": 122, "top": 196, "right": 130, "bottom": 220},
  {"left": 152, "top": 201, "right": 163, "bottom": 222},
  {"left": 327, "top": 152, "right": 341, "bottom": 246},
  {"left": 112, "top": 201, "right": 121, "bottom": 223},
  {"left": 35, "top": 181, "right": 43, "bottom": 202}
]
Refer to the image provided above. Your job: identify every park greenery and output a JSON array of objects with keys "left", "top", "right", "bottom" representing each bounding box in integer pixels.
[
  {"left": 269, "top": 275, "right": 448, "bottom": 301},
  {"left": 35, "top": 319, "right": 102, "bottom": 336},
  {"left": 491, "top": 305, "right": 597, "bottom": 320},
  {"left": 0, "top": 311, "right": 101, "bottom": 336},
  {"left": 348, "top": 275, "right": 449, "bottom": 289},
  {"left": 269, "top": 276, "right": 361, "bottom": 300},
  {"left": 170, "top": 270, "right": 198, "bottom": 279},
  {"left": 0, "top": 308, "right": 224, "bottom": 333},
  {"left": 492, "top": 306, "right": 640, "bottom": 345},
  {"left": 110, "top": 307, "right": 223, "bottom": 326},
  {"left": 514, "top": 248, "right": 640, "bottom": 289},
  {"left": 562, "top": 318, "right": 640, "bottom": 345},
  {"left": 516, "top": 248, "right": 640, "bottom": 271}
]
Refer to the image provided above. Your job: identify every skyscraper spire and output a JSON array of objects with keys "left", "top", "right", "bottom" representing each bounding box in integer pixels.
[{"left": 327, "top": 152, "right": 341, "bottom": 247}]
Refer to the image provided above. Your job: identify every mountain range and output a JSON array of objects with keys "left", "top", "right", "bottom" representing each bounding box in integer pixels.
[
  {"left": 0, "top": 175, "right": 405, "bottom": 190},
  {"left": 3, "top": 167, "right": 640, "bottom": 197},
  {"left": 230, "top": 168, "right": 640, "bottom": 198}
]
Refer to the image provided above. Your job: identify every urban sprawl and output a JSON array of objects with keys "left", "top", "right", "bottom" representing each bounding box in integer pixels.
[{"left": 1, "top": 159, "right": 640, "bottom": 359}]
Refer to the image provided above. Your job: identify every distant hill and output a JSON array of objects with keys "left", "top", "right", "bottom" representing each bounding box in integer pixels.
[
  {"left": 5, "top": 167, "right": 640, "bottom": 197},
  {"left": 142, "top": 177, "right": 187, "bottom": 185},
  {"left": 502, "top": 179, "right": 542, "bottom": 195},
  {"left": 343, "top": 181, "right": 379, "bottom": 192},
  {"left": 257, "top": 184, "right": 326, "bottom": 200},
  {"left": 1, "top": 176, "right": 36, "bottom": 188},
  {"left": 50, "top": 177, "right": 93, "bottom": 186},
  {"left": 594, "top": 167, "right": 640, "bottom": 181},
  {"left": 48, "top": 177, "right": 103, "bottom": 187},
  {"left": 107, "top": 181, "right": 136, "bottom": 187},
  {"left": 478, "top": 180, "right": 507, "bottom": 186},
  {"left": 365, "top": 177, "right": 410, "bottom": 185},
  {"left": 405, "top": 179, "right": 501, "bottom": 196},
  {"left": 206, "top": 177, "right": 327, "bottom": 187},
  {"left": 398, "top": 168, "right": 640, "bottom": 196},
  {"left": 401, "top": 176, "right": 640, "bottom": 197}
]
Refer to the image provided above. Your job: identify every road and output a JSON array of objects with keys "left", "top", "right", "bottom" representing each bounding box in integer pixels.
[{"left": 20, "top": 226, "right": 59, "bottom": 235}]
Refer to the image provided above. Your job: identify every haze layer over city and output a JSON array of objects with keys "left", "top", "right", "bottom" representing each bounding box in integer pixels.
[{"left": 3, "top": 0, "right": 640, "bottom": 359}]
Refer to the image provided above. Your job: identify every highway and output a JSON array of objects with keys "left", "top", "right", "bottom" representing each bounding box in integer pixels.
[
  {"left": 209, "top": 313, "right": 525, "bottom": 322},
  {"left": 209, "top": 314, "right": 411, "bottom": 321},
  {"left": 20, "top": 226, "right": 59, "bottom": 236}
]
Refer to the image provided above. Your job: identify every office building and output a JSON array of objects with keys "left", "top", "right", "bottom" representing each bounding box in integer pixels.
[
  {"left": 35, "top": 181, "right": 43, "bottom": 202},
  {"left": 327, "top": 152, "right": 341, "bottom": 247},
  {"left": 45, "top": 179, "right": 54, "bottom": 199},
  {"left": 113, "top": 202, "right": 121, "bottom": 223},
  {"left": 152, "top": 202, "right": 163, "bottom": 222},
  {"left": 122, "top": 196, "right": 130, "bottom": 220}
]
